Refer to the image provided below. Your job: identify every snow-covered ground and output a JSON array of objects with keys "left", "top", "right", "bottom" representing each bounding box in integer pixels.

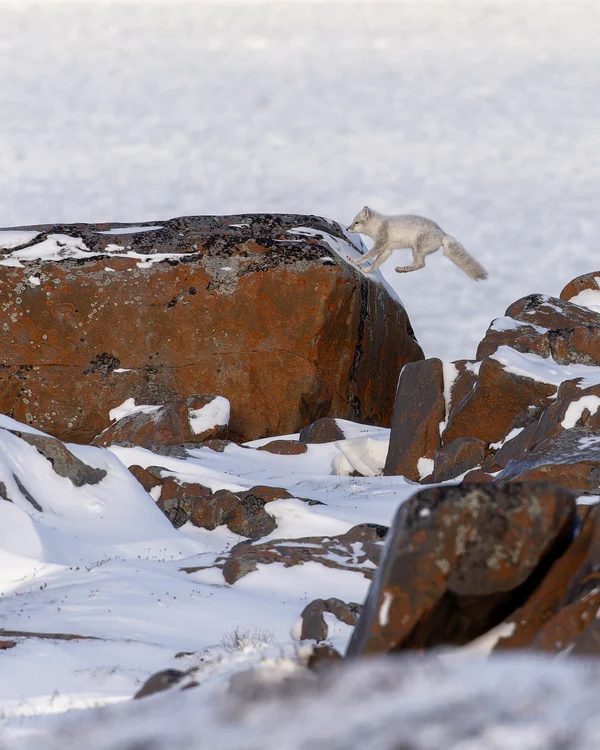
[
  {"left": 0, "top": 414, "right": 415, "bottom": 744},
  {"left": 1, "top": 1, "right": 599, "bottom": 745},
  {"left": 1, "top": 1, "right": 599, "bottom": 359}
]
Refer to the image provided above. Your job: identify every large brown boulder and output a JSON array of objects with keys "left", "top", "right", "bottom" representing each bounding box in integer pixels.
[
  {"left": 383, "top": 358, "right": 445, "bottom": 480},
  {"left": 442, "top": 356, "right": 555, "bottom": 447},
  {"left": 346, "top": 482, "right": 576, "bottom": 657},
  {"left": 0, "top": 214, "right": 423, "bottom": 443}
]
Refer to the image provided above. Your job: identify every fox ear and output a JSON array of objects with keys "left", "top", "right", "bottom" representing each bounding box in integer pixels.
[{"left": 361, "top": 206, "right": 371, "bottom": 219}]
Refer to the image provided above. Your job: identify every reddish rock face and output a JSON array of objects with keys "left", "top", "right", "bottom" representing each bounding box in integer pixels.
[
  {"left": 442, "top": 357, "right": 555, "bottom": 447},
  {"left": 494, "top": 429, "right": 600, "bottom": 493},
  {"left": 506, "top": 293, "right": 600, "bottom": 330},
  {"left": 494, "top": 505, "right": 597, "bottom": 650},
  {"left": 346, "top": 482, "right": 576, "bottom": 657},
  {"left": 560, "top": 271, "right": 600, "bottom": 305},
  {"left": 446, "top": 360, "right": 478, "bottom": 416},
  {"left": 92, "top": 395, "right": 229, "bottom": 448},
  {"left": 383, "top": 358, "right": 445, "bottom": 481},
  {"left": 0, "top": 215, "right": 423, "bottom": 443},
  {"left": 433, "top": 437, "right": 487, "bottom": 482},
  {"left": 257, "top": 440, "right": 308, "bottom": 455}
]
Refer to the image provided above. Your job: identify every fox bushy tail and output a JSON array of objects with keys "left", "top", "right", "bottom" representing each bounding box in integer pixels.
[{"left": 441, "top": 235, "right": 488, "bottom": 281}]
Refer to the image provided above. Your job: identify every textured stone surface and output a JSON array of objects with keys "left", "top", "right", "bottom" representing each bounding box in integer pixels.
[
  {"left": 494, "top": 429, "right": 600, "bottom": 493},
  {"left": 560, "top": 271, "right": 600, "bottom": 306},
  {"left": 183, "top": 523, "right": 387, "bottom": 584},
  {"left": 495, "top": 505, "right": 597, "bottom": 650},
  {"left": 384, "top": 358, "right": 445, "bottom": 480},
  {"left": 0, "top": 214, "right": 423, "bottom": 443},
  {"left": 298, "top": 418, "right": 346, "bottom": 444},
  {"left": 93, "top": 395, "right": 229, "bottom": 448},
  {"left": 433, "top": 437, "right": 487, "bottom": 482},
  {"left": 299, "top": 597, "right": 361, "bottom": 642},
  {"left": 442, "top": 357, "right": 555, "bottom": 447},
  {"left": 506, "top": 293, "right": 600, "bottom": 330},
  {"left": 8, "top": 430, "right": 106, "bottom": 487},
  {"left": 346, "top": 482, "right": 576, "bottom": 656},
  {"left": 257, "top": 439, "right": 308, "bottom": 455}
]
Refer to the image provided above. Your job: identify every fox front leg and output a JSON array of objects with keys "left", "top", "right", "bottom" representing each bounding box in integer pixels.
[
  {"left": 347, "top": 244, "right": 380, "bottom": 267},
  {"left": 365, "top": 245, "right": 393, "bottom": 272}
]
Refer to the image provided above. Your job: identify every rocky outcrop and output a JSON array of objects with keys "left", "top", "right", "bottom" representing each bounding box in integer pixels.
[
  {"left": 128, "top": 465, "right": 306, "bottom": 538},
  {"left": 93, "top": 395, "right": 229, "bottom": 447},
  {"left": 299, "top": 598, "right": 361, "bottom": 642},
  {"left": 0, "top": 214, "right": 423, "bottom": 443},
  {"left": 183, "top": 523, "right": 387, "bottom": 584},
  {"left": 383, "top": 358, "right": 445, "bottom": 481},
  {"left": 346, "top": 482, "right": 576, "bottom": 656}
]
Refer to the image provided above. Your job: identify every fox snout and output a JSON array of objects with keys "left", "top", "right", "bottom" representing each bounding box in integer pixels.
[{"left": 347, "top": 222, "right": 359, "bottom": 233}]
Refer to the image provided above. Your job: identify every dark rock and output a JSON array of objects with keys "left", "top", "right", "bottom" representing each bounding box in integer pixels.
[
  {"left": 183, "top": 523, "right": 385, "bottom": 584},
  {"left": 257, "top": 440, "right": 308, "bottom": 455},
  {"left": 384, "top": 358, "right": 445, "bottom": 481},
  {"left": 300, "top": 598, "right": 361, "bottom": 642},
  {"left": 506, "top": 293, "right": 600, "bottom": 330},
  {"left": 8, "top": 430, "right": 106, "bottom": 487},
  {"left": 346, "top": 482, "right": 576, "bottom": 656},
  {"left": 442, "top": 357, "right": 556, "bottom": 447},
  {"left": 93, "top": 395, "right": 229, "bottom": 448},
  {"left": 299, "top": 418, "right": 346, "bottom": 444},
  {"left": 494, "top": 505, "right": 597, "bottom": 650},
  {"left": 134, "top": 669, "right": 188, "bottom": 699},
  {"left": 433, "top": 437, "right": 487, "bottom": 482},
  {"left": 494, "top": 429, "right": 600, "bottom": 493}
]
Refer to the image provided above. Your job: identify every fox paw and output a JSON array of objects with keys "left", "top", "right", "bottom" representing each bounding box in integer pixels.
[{"left": 395, "top": 266, "right": 408, "bottom": 273}]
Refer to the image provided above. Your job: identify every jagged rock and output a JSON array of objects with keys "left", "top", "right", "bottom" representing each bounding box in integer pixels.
[
  {"left": 9, "top": 430, "right": 107, "bottom": 487},
  {"left": 461, "top": 469, "right": 494, "bottom": 483},
  {"left": 494, "top": 429, "right": 600, "bottom": 492},
  {"left": 384, "top": 358, "right": 445, "bottom": 480},
  {"left": 134, "top": 669, "right": 190, "bottom": 699},
  {"left": 298, "top": 418, "right": 346, "bottom": 444},
  {"left": 433, "top": 437, "right": 487, "bottom": 482},
  {"left": 183, "top": 523, "right": 387, "bottom": 584},
  {"left": 93, "top": 395, "right": 230, "bottom": 448},
  {"left": 506, "top": 293, "right": 600, "bottom": 330},
  {"left": 300, "top": 598, "right": 361, "bottom": 642},
  {"left": 495, "top": 505, "right": 597, "bottom": 650},
  {"left": 445, "top": 360, "right": 478, "bottom": 416},
  {"left": 306, "top": 643, "right": 344, "bottom": 671},
  {"left": 128, "top": 464, "right": 163, "bottom": 493},
  {"left": 442, "top": 357, "right": 555, "bottom": 447},
  {"left": 0, "top": 214, "right": 422, "bottom": 443},
  {"left": 346, "top": 482, "right": 576, "bottom": 657},
  {"left": 561, "top": 271, "right": 600, "bottom": 309},
  {"left": 257, "top": 440, "right": 308, "bottom": 455}
]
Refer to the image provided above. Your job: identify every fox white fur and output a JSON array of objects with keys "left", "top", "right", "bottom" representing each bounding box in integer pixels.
[{"left": 347, "top": 206, "right": 488, "bottom": 281}]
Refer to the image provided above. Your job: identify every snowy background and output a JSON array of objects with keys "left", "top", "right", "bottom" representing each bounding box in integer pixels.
[{"left": 1, "top": 0, "right": 599, "bottom": 359}]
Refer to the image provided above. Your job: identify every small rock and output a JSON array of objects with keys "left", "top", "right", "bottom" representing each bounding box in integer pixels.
[
  {"left": 257, "top": 440, "right": 308, "bottom": 455},
  {"left": 299, "top": 418, "right": 346, "bottom": 444}
]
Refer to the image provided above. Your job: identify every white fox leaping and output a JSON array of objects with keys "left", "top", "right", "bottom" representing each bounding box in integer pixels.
[{"left": 346, "top": 206, "right": 488, "bottom": 281}]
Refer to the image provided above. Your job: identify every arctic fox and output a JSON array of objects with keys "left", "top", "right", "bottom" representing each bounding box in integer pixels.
[{"left": 346, "top": 206, "right": 488, "bottom": 280}]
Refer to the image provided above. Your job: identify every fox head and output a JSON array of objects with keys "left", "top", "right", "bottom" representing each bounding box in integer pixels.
[{"left": 347, "top": 206, "right": 372, "bottom": 233}]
